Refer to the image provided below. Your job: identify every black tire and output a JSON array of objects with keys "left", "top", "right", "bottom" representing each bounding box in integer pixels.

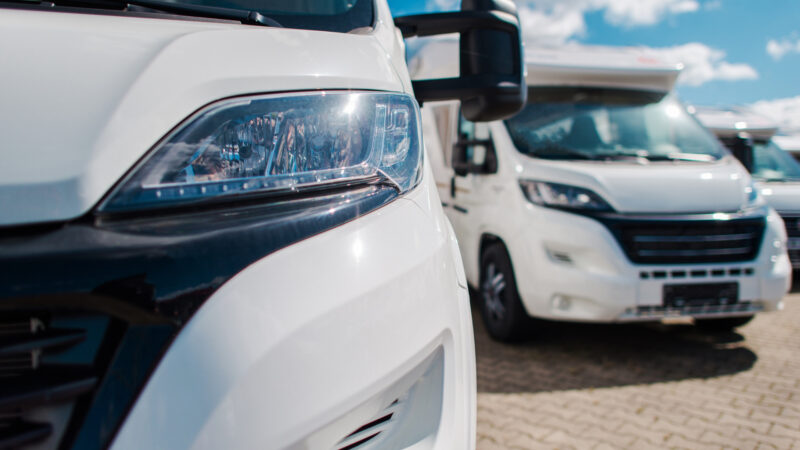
[
  {"left": 695, "top": 315, "right": 754, "bottom": 332},
  {"left": 479, "top": 243, "right": 531, "bottom": 342}
]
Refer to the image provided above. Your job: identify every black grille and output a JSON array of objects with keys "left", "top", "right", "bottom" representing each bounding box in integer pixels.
[
  {"left": 0, "top": 312, "right": 107, "bottom": 449},
  {"left": 605, "top": 216, "right": 765, "bottom": 264},
  {"left": 781, "top": 215, "right": 800, "bottom": 238}
]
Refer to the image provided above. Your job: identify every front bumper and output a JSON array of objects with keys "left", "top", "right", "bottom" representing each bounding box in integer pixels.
[
  {"left": 0, "top": 181, "right": 476, "bottom": 449},
  {"left": 507, "top": 205, "right": 791, "bottom": 323},
  {"left": 112, "top": 189, "right": 476, "bottom": 450}
]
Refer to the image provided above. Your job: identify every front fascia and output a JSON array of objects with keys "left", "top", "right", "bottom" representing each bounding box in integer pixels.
[
  {"left": 0, "top": 185, "right": 398, "bottom": 449},
  {"left": 0, "top": 9, "right": 404, "bottom": 226}
]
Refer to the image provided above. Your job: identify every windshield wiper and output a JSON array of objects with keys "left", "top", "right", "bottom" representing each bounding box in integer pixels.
[
  {"left": 646, "top": 152, "right": 716, "bottom": 162},
  {"left": 1, "top": 0, "right": 282, "bottom": 27},
  {"left": 125, "top": 0, "right": 282, "bottom": 26},
  {"left": 530, "top": 146, "right": 596, "bottom": 160}
]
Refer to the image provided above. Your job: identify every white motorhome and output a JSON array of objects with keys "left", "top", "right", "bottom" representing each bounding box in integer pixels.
[
  {"left": 0, "top": 1, "right": 526, "bottom": 449},
  {"left": 695, "top": 106, "right": 800, "bottom": 269},
  {"left": 774, "top": 134, "right": 800, "bottom": 163},
  {"left": 424, "top": 46, "right": 791, "bottom": 341}
]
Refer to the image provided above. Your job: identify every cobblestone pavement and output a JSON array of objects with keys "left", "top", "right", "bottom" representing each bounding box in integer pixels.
[{"left": 474, "top": 286, "right": 800, "bottom": 449}]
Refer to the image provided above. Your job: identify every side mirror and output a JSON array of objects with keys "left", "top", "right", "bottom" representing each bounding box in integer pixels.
[
  {"left": 730, "top": 132, "right": 754, "bottom": 173},
  {"left": 395, "top": 0, "right": 527, "bottom": 122},
  {"left": 453, "top": 135, "right": 495, "bottom": 176}
]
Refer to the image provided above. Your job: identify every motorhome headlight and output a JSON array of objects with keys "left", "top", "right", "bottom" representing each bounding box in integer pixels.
[
  {"left": 744, "top": 181, "right": 765, "bottom": 207},
  {"left": 101, "top": 92, "right": 422, "bottom": 212},
  {"left": 519, "top": 180, "right": 613, "bottom": 212}
]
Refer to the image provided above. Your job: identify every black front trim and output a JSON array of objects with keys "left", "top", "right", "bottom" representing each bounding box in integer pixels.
[
  {"left": 554, "top": 206, "right": 770, "bottom": 265},
  {"left": 0, "top": 185, "right": 397, "bottom": 450},
  {"left": 594, "top": 209, "right": 767, "bottom": 265}
]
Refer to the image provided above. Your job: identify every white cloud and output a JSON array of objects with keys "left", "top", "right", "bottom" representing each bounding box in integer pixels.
[
  {"left": 750, "top": 96, "right": 800, "bottom": 134},
  {"left": 425, "top": 0, "right": 459, "bottom": 11},
  {"left": 635, "top": 43, "right": 758, "bottom": 86},
  {"left": 513, "top": 0, "right": 700, "bottom": 45},
  {"left": 602, "top": 0, "right": 699, "bottom": 26},
  {"left": 766, "top": 34, "right": 800, "bottom": 61},
  {"left": 517, "top": 5, "right": 587, "bottom": 46}
]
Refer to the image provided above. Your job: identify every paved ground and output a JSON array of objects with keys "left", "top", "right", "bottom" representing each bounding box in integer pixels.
[{"left": 474, "top": 283, "right": 800, "bottom": 449}]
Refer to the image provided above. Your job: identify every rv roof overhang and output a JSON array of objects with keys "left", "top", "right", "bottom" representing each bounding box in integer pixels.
[{"left": 525, "top": 63, "right": 680, "bottom": 94}]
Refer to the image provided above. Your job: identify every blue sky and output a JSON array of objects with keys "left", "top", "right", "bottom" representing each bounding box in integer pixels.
[{"left": 388, "top": 0, "right": 800, "bottom": 132}]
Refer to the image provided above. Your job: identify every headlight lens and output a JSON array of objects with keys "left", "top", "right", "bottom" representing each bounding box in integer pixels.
[
  {"left": 101, "top": 92, "right": 421, "bottom": 212},
  {"left": 744, "top": 181, "right": 764, "bottom": 207},
  {"left": 519, "top": 180, "right": 613, "bottom": 211}
]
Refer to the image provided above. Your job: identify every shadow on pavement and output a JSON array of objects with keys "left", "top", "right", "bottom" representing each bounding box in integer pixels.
[{"left": 472, "top": 293, "right": 758, "bottom": 394}]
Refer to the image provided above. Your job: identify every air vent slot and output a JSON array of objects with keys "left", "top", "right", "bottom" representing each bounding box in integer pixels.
[
  {"left": 0, "top": 419, "right": 52, "bottom": 449},
  {"left": 335, "top": 399, "right": 403, "bottom": 450},
  {"left": 0, "top": 313, "right": 106, "bottom": 449}
]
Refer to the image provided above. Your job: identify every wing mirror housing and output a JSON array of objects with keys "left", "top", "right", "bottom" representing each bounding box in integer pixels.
[
  {"left": 395, "top": 0, "right": 527, "bottom": 122},
  {"left": 452, "top": 135, "right": 496, "bottom": 176}
]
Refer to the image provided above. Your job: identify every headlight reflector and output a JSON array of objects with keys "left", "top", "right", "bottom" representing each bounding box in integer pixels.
[
  {"left": 102, "top": 92, "right": 422, "bottom": 212},
  {"left": 519, "top": 180, "right": 612, "bottom": 211}
]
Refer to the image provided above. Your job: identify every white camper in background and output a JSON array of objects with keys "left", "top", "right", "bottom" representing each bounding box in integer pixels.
[
  {"left": 695, "top": 106, "right": 800, "bottom": 269},
  {"left": 423, "top": 46, "right": 791, "bottom": 342},
  {"left": 774, "top": 134, "right": 800, "bottom": 163}
]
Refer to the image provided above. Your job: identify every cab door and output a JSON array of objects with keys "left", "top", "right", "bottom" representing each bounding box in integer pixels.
[{"left": 447, "top": 112, "right": 502, "bottom": 281}]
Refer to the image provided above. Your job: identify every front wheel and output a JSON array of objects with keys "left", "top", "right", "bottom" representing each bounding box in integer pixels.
[
  {"left": 694, "top": 315, "right": 754, "bottom": 332},
  {"left": 479, "top": 243, "right": 531, "bottom": 342}
]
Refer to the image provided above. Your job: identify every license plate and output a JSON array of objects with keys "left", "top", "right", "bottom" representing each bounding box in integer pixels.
[{"left": 663, "top": 282, "right": 738, "bottom": 308}]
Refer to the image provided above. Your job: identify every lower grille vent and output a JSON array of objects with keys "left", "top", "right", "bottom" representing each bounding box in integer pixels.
[
  {"left": 335, "top": 399, "right": 403, "bottom": 450},
  {"left": 0, "top": 312, "right": 109, "bottom": 449},
  {"left": 0, "top": 419, "right": 52, "bottom": 449}
]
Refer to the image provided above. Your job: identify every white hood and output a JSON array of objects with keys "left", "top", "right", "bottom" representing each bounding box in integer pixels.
[
  {"left": 519, "top": 156, "right": 753, "bottom": 214},
  {"left": 757, "top": 181, "right": 800, "bottom": 213},
  {"left": 0, "top": 9, "right": 402, "bottom": 226}
]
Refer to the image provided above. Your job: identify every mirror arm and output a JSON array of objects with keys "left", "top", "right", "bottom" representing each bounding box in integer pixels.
[{"left": 395, "top": 10, "right": 519, "bottom": 39}]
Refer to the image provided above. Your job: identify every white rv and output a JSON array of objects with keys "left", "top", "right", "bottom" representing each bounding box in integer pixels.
[
  {"left": 424, "top": 46, "right": 791, "bottom": 341},
  {"left": 0, "top": 0, "right": 526, "bottom": 449},
  {"left": 774, "top": 134, "right": 800, "bottom": 163},
  {"left": 695, "top": 106, "right": 800, "bottom": 269}
]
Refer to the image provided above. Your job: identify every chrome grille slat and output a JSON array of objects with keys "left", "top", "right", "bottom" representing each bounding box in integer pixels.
[
  {"left": 632, "top": 233, "right": 754, "bottom": 243},
  {"left": 638, "top": 247, "right": 753, "bottom": 257},
  {"left": 0, "top": 328, "right": 86, "bottom": 356}
]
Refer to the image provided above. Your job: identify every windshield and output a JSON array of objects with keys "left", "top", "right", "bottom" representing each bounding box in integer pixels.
[
  {"left": 165, "top": 0, "right": 373, "bottom": 31},
  {"left": 751, "top": 140, "right": 800, "bottom": 181},
  {"left": 504, "top": 87, "right": 727, "bottom": 162}
]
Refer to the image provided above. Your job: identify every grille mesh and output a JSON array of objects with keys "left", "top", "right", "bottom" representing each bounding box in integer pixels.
[
  {"left": 0, "top": 313, "right": 104, "bottom": 449},
  {"left": 607, "top": 217, "right": 765, "bottom": 264}
]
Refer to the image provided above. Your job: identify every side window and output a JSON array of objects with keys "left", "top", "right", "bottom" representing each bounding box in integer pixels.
[
  {"left": 432, "top": 105, "right": 454, "bottom": 168},
  {"left": 456, "top": 112, "right": 497, "bottom": 174}
]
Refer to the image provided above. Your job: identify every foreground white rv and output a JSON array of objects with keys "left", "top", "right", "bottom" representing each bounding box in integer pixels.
[
  {"left": 0, "top": 0, "right": 526, "bottom": 448},
  {"left": 424, "top": 46, "right": 790, "bottom": 341},
  {"left": 695, "top": 107, "right": 800, "bottom": 269}
]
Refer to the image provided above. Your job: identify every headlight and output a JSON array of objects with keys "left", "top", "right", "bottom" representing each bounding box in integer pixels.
[
  {"left": 101, "top": 92, "right": 421, "bottom": 212},
  {"left": 744, "top": 181, "right": 764, "bottom": 208},
  {"left": 519, "top": 180, "right": 613, "bottom": 212}
]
